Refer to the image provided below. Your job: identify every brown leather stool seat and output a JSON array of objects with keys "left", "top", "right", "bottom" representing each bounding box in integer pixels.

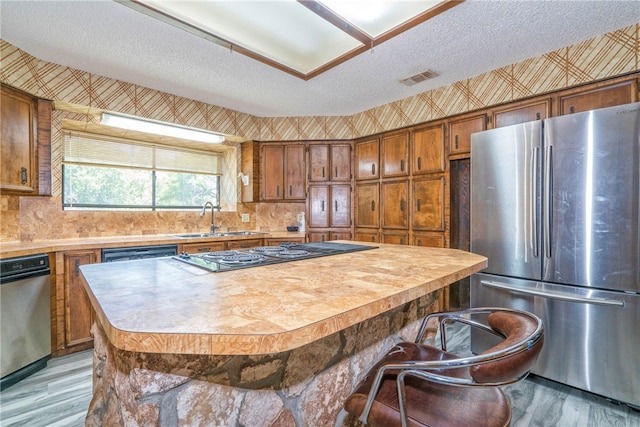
[{"left": 344, "top": 308, "right": 544, "bottom": 427}]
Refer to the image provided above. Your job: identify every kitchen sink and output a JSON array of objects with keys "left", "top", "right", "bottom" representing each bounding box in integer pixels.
[{"left": 173, "top": 231, "right": 264, "bottom": 238}]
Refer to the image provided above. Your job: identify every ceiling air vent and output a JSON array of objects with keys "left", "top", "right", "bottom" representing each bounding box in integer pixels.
[{"left": 400, "top": 69, "right": 439, "bottom": 86}]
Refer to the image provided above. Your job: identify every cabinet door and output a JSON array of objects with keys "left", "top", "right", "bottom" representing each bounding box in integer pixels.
[
  {"left": 64, "top": 252, "right": 96, "bottom": 348},
  {"left": 182, "top": 242, "right": 226, "bottom": 254},
  {"left": 381, "top": 132, "right": 409, "bottom": 178},
  {"left": 355, "top": 138, "right": 379, "bottom": 180},
  {"left": 308, "top": 145, "right": 329, "bottom": 182},
  {"left": 412, "top": 125, "right": 444, "bottom": 174},
  {"left": 330, "top": 184, "right": 351, "bottom": 227},
  {"left": 381, "top": 181, "right": 409, "bottom": 229},
  {"left": 412, "top": 177, "right": 445, "bottom": 231},
  {"left": 493, "top": 100, "right": 549, "bottom": 128},
  {"left": 329, "top": 231, "right": 352, "bottom": 241},
  {"left": 262, "top": 145, "right": 284, "bottom": 200},
  {"left": 354, "top": 230, "right": 379, "bottom": 243},
  {"left": 449, "top": 115, "right": 486, "bottom": 155},
  {"left": 265, "top": 237, "right": 306, "bottom": 245},
  {"left": 413, "top": 233, "right": 445, "bottom": 248},
  {"left": 309, "top": 185, "right": 330, "bottom": 228},
  {"left": 226, "top": 239, "right": 263, "bottom": 250},
  {"left": 331, "top": 144, "right": 352, "bottom": 181},
  {"left": 284, "top": 145, "right": 306, "bottom": 199},
  {"left": 382, "top": 232, "right": 408, "bottom": 245},
  {"left": 355, "top": 182, "right": 379, "bottom": 228},
  {"left": 560, "top": 80, "right": 636, "bottom": 115},
  {"left": 308, "top": 231, "right": 330, "bottom": 242},
  {"left": 1, "top": 84, "right": 37, "bottom": 194}
]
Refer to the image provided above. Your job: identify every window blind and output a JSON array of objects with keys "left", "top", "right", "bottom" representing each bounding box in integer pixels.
[{"left": 63, "top": 131, "right": 221, "bottom": 175}]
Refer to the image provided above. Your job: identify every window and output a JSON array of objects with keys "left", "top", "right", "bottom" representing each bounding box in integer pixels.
[{"left": 63, "top": 131, "right": 221, "bottom": 210}]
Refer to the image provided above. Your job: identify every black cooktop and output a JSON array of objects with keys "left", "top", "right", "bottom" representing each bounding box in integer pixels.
[{"left": 173, "top": 242, "right": 377, "bottom": 273}]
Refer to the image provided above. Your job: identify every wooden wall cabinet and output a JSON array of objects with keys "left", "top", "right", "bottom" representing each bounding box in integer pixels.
[
  {"left": 492, "top": 99, "right": 550, "bottom": 128},
  {"left": 381, "top": 180, "right": 409, "bottom": 229},
  {"left": 355, "top": 138, "right": 379, "bottom": 180},
  {"left": 412, "top": 177, "right": 445, "bottom": 231},
  {"left": 1, "top": 84, "right": 52, "bottom": 196},
  {"left": 355, "top": 182, "right": 379, "bottom": 228},
  {"left": 412, "top": 125, "right": 445, "bottom": 174},
  {"left": 261, "top": 144, "right": 306, "bottom": 201},
  {"left": 308, "top": 143, "right": 351, "bottom": 182},
  {"left": 308, "top": 184, "right": 351, "bottom": 229},
  {"left": 381, "top": 131, "right": 409, "bottom": 178},
  {"left": 449, "top": 114, "right": 486, "bottom": 155},
  {"left": 354, "top": 229, "right": 378, "bottom": 243},
  {"left": 560, "top": 80, "right": 638, "bottom": 115}
]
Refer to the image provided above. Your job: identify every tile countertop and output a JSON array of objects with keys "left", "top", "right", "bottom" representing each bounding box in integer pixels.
[
  {"left": 0, "top": 231, "right": 305, "bottom": 258},
  {"left": 79, "top": 242, "right": 487, "bottom": 356}
]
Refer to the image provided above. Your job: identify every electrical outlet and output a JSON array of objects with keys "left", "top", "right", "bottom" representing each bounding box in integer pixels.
[{"left": 241, "top": 213, "right": 250, "bottom": 223}]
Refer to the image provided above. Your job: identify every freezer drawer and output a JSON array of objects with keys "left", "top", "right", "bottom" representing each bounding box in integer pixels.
[{"left": 471, "top": 273, "right": 640, "bottom": 407}]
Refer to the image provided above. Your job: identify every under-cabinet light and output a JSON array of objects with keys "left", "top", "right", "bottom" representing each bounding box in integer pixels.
[{"left": 101, "top": 113, "right": 224, "bottom": 144}]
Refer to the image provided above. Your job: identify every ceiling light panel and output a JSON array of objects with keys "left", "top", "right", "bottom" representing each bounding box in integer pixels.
[
  {"left": 138, "top": 0, "right": 361, "bottom": 74},
  {"left": 319, "top": 0, "right": 443, "bottom": 37}
]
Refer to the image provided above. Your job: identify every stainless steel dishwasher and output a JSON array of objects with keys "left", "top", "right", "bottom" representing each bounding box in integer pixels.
[{"left": 0, "top": 253, "right": 51, "bottom": 390}]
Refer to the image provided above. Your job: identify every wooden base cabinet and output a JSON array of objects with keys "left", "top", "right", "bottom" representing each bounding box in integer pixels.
[{"left": 53, "top": 249, "right": 100, "bottom": 356}]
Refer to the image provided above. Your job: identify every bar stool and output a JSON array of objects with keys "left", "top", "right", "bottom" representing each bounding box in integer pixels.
[{"left": 344, "top": 307, "right": 544, "bottom": 427}]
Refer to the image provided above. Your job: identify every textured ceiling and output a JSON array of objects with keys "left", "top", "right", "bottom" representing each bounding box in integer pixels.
[{"left": 1, "top": 0, "right": 639, "bottom": 118}]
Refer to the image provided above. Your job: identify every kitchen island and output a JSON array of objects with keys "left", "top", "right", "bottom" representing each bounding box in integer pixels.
[{"left": 80, "top": 242, "right": 486, "bottom": 426}]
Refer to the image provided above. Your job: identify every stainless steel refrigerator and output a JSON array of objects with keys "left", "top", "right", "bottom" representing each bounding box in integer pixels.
[{"left": 470, "top": 102, "right": 640, "bottom": 408}]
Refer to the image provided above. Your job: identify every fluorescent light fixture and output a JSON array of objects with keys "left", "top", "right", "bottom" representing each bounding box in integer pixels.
[{"left": 101, "top": 113, "right": 224, "bottom": 144}]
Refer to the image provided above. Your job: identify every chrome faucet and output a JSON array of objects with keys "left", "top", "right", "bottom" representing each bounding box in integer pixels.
[{"left": 200, "top": 201, "right": 221, "bottom": 234}]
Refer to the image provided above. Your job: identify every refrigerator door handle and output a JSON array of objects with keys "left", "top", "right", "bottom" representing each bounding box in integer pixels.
[
  {"left": 480, "top": 280, "right": 625, "bottom": 307},
  {"left": 543, "top": 145, "right": 553, "bottom": 259},
  {"left": 530, "top": 146, "right": 538, "bottom": 257}
]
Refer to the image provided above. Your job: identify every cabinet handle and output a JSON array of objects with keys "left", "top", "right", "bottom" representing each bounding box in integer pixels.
[
  {"left": 335, "top": 167, "right": 338, "bottom": 178},
  {"left": 277, "top": 185, "right": 280, "bottom": 197},
  {"left": 417, "top": 199, "right": 421, "bottom": 211},
  {"left": 417, "top": 239, "right": 422, "bottom": 246},
  {"left": 321, "top": 200, "right": 325, "bottom": 211},
  {"left": 400, "top": 159, "right": 405, "bottom": 172},
  {"left": 400, "top": 238, "right": 404, "bottom": 244},
  {"left": 400, "top": 200, "right": 405, "bottom": 212},
  {"left": 322, "top": 167, "right": 325, "bottom": 178},
  {"left": 21, "top": 167, "right": 28, "bottom": 185},
  {"left": 197, "top": 247, "right": 211, "bottom": 252},
  {"left": 75, "top": 259, "right": 81, "bottom": 277},
  {"left": 289, "top": 185, "right": 292, "bottom": 196},
  {"left": 417, "top": 157, "right": 422, "bottom": 170},
  {"left": 371, "top": 200, "right": 375, "bottom": 211},
  {"left": 334, "top": 200, "right": 338, "bottom": 211},
  {"left": 371, "top": 236, "right": 375, "bottom": 242},
  {"left": 321, "top": 234, "right": 326, "bottom": 242},
  {"left": 570, "top": 106, "right": 575, "bottom": 114},
  {"left": 371, "top": 163, "right": 376, "bottom": 175},
  {"left": 454, "top": 135, "right": 459, "bottom": 149},
  {"left": 536, "top": 112, "right": 541, "bottom": 120}
]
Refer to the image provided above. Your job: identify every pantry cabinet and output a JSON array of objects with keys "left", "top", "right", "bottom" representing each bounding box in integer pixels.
[
  {"left": 1, "top": 84, "right": 52, "bottom": 195},
  {"left": 355, "top": 138, "right": 379, "bottom": 181},
  {"left": 412, "top": 125, "right": 445, "bottom": 175},
  {"left": 261, "top": 144, "right": 305, "bottom": 201},
  {"left": 381, "top": 131, "right": 409, "bottom": 178}
]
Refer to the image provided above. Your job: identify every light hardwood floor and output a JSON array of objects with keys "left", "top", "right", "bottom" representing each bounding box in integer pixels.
[{"left": 1, "top": 342, "right": 639, "bottom": 426}]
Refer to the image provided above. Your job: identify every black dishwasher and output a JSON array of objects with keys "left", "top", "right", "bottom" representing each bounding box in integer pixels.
[{"left": 102, "top": 245, "right": 178, "bottom": 263}]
